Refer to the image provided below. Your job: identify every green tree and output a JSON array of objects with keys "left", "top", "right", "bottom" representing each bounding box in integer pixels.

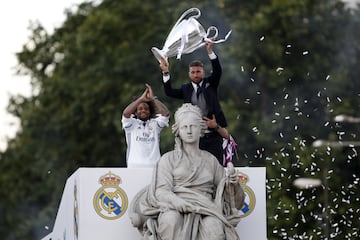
[
  {"left": 0, "top": 1, "right": 232, "bottom": 239},
  {"left": 1, "top": 0, "right": 359, "bottom": 239},
  {"left": 221, "top": 0, "right": 360, "bottom": 239}
]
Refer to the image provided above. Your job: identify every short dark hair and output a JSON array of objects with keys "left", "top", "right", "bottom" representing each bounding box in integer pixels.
[
  {"left": 132, "top": 96, "right": 156, "bottom": 119},
  {"left": 189, "top": 60, "right": 204, "bottom": 68}
]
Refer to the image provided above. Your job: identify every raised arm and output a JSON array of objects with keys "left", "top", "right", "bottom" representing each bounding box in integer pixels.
[
  {"left": 122, "top": 86, "right": 150, "bottom": 118},
  {"left": 159, "top": 57, "right": 185, "bottom": 99},
  {"left": 159, "top": 57, "right": 169, "bottom": 75},
  {"left": 146, "top": 83, "right": 170, "bottom": 117},
  {"left": 205, "top": 39, "right": 214, "bottom": 55},
  {"left": 205, "top": 40, "right": 222, "bottom": 88}
]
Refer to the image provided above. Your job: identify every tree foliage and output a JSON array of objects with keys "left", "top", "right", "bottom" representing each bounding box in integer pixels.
[
  {"left": 0, "top": 0, "right": 359, "bottom": 239},
  {"left": 221, "top": 0, "right": 360, "bottom": 239}
]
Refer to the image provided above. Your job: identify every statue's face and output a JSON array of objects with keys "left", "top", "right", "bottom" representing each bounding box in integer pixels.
[{"left": 178, "top": 117, "right": 201, "bottom": 144}]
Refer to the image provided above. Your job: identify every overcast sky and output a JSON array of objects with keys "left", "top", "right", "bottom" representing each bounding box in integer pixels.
[{"left": 0, "top": 0, "right": 86, "bottom": 151}]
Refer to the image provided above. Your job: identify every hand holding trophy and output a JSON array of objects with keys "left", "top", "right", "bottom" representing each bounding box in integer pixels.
[
  {"left": 159, "top": 57, "right": 169, "bottom": 74},
  {"left": 151, "top": 8, "right": 231, "bottom": 63}
]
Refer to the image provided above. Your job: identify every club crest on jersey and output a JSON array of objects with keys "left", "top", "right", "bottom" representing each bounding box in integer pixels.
[
  {"left": 237, "top": 172, "right": 256, "bottom": 218},
  {"left": 93, "top": 171, "right": 128, "bottom": 220}
]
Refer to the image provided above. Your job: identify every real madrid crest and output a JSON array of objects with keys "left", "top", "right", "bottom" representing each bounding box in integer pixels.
[
  {"left": 93, "top": 171, "right": 128, "bottom": 220},
  {"left": 237, "top": 172, "right": 256, "bottom": 218}
]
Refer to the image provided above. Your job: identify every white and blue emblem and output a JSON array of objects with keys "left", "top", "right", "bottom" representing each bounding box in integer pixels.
[
  {"left": 93, "top": 171, "right": 128, "bottom": 220},
  {"left": 237, "top": 172, "right": 256, "bottom": 218}
]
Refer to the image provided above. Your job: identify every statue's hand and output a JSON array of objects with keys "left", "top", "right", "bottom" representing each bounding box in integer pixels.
[
  {"left": 172, "top": 198, "right": 193, "bottom": 213},
  {"left": 227, "top": 162, "right": 239, "bottom": 184}
]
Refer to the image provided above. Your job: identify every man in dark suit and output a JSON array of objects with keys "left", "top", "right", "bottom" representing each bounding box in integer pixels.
[{"left": 159, "top": 41, "right": 229, "bottom": 165}]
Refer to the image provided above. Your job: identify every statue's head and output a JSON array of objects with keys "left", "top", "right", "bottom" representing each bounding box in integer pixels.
[{"left": 172, "top": 104, "right": 207, "bottom": 140}]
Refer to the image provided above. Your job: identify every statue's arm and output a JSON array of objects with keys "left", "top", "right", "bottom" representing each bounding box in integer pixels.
[
  {"left": 224, "top": 162, "right": 245, "bottom": 210},
  {"left": 155, "top": 155, "right": 193, "bottom": 212}
]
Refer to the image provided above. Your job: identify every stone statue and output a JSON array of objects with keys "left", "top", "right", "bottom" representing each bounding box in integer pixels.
[{"left": 129, "top": 103, "right": 245, "bottom": 240}]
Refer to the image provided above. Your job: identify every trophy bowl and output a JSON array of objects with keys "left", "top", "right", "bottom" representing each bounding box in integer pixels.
[{"left": 151, "top": 8, "right": 230, "bottom": 62}]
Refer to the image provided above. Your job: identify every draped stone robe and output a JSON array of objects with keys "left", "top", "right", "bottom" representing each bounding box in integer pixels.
[{"left": 129, "top": 149, "right": 245, "bottom": 240}]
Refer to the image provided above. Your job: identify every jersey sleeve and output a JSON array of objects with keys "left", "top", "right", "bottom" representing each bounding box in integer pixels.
[
  {"left": 155, "top": 114, "right": 170, "bottom": 128},
  {"left": 121, "top": 114, "right": 136, "bottom": 129}
]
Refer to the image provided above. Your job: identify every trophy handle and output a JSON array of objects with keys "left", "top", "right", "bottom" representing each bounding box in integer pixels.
[
  {"left": 204, "top": 28, "right": 232, "bottom": 44},
  {"left": 205, "top": 26, "right": 219, "bottom": 41},
  {"left": 151, "top": 47, "right": 166, "bottom": 63},
  {"left": 173, "top": 8, "right": 201, "bottom": 28},
  {"left": 194, "top": 26, "right": 219, "bottom": 51}
]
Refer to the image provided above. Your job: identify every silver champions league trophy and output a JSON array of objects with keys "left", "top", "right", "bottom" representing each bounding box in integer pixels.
[{"left": 151, "top": 7, "right": 232, "bottom": 62}]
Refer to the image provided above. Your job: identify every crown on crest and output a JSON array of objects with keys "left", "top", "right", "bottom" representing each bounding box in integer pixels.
[{"left": 99, "top": 171, "right": 122, "bottom": 187}]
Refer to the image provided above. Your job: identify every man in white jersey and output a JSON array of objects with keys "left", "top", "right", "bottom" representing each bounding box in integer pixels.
[{"left": 122, "top": 84, "right": 170, "bottom": 168}]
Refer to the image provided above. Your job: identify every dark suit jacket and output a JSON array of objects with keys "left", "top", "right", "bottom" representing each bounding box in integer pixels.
[{"left": 163, "top": 57, "right": 228, "bottom": 128}]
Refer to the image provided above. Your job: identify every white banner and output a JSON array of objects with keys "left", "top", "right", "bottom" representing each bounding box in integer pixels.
[{"left": 41, "top": 167, "right": 267, "bottom": 240}]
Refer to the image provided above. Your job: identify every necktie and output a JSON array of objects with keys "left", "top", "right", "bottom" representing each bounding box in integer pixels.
[{"left": 196, "top": 83, "right": 201, "bottom": 98}]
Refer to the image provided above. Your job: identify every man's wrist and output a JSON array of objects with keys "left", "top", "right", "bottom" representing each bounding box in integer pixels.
[
  {"left": 208, "top": 51, "right": 217, "bottom": 59},
  {"left": 162, "top": 73, "right": 170, "bottom": 83}
]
